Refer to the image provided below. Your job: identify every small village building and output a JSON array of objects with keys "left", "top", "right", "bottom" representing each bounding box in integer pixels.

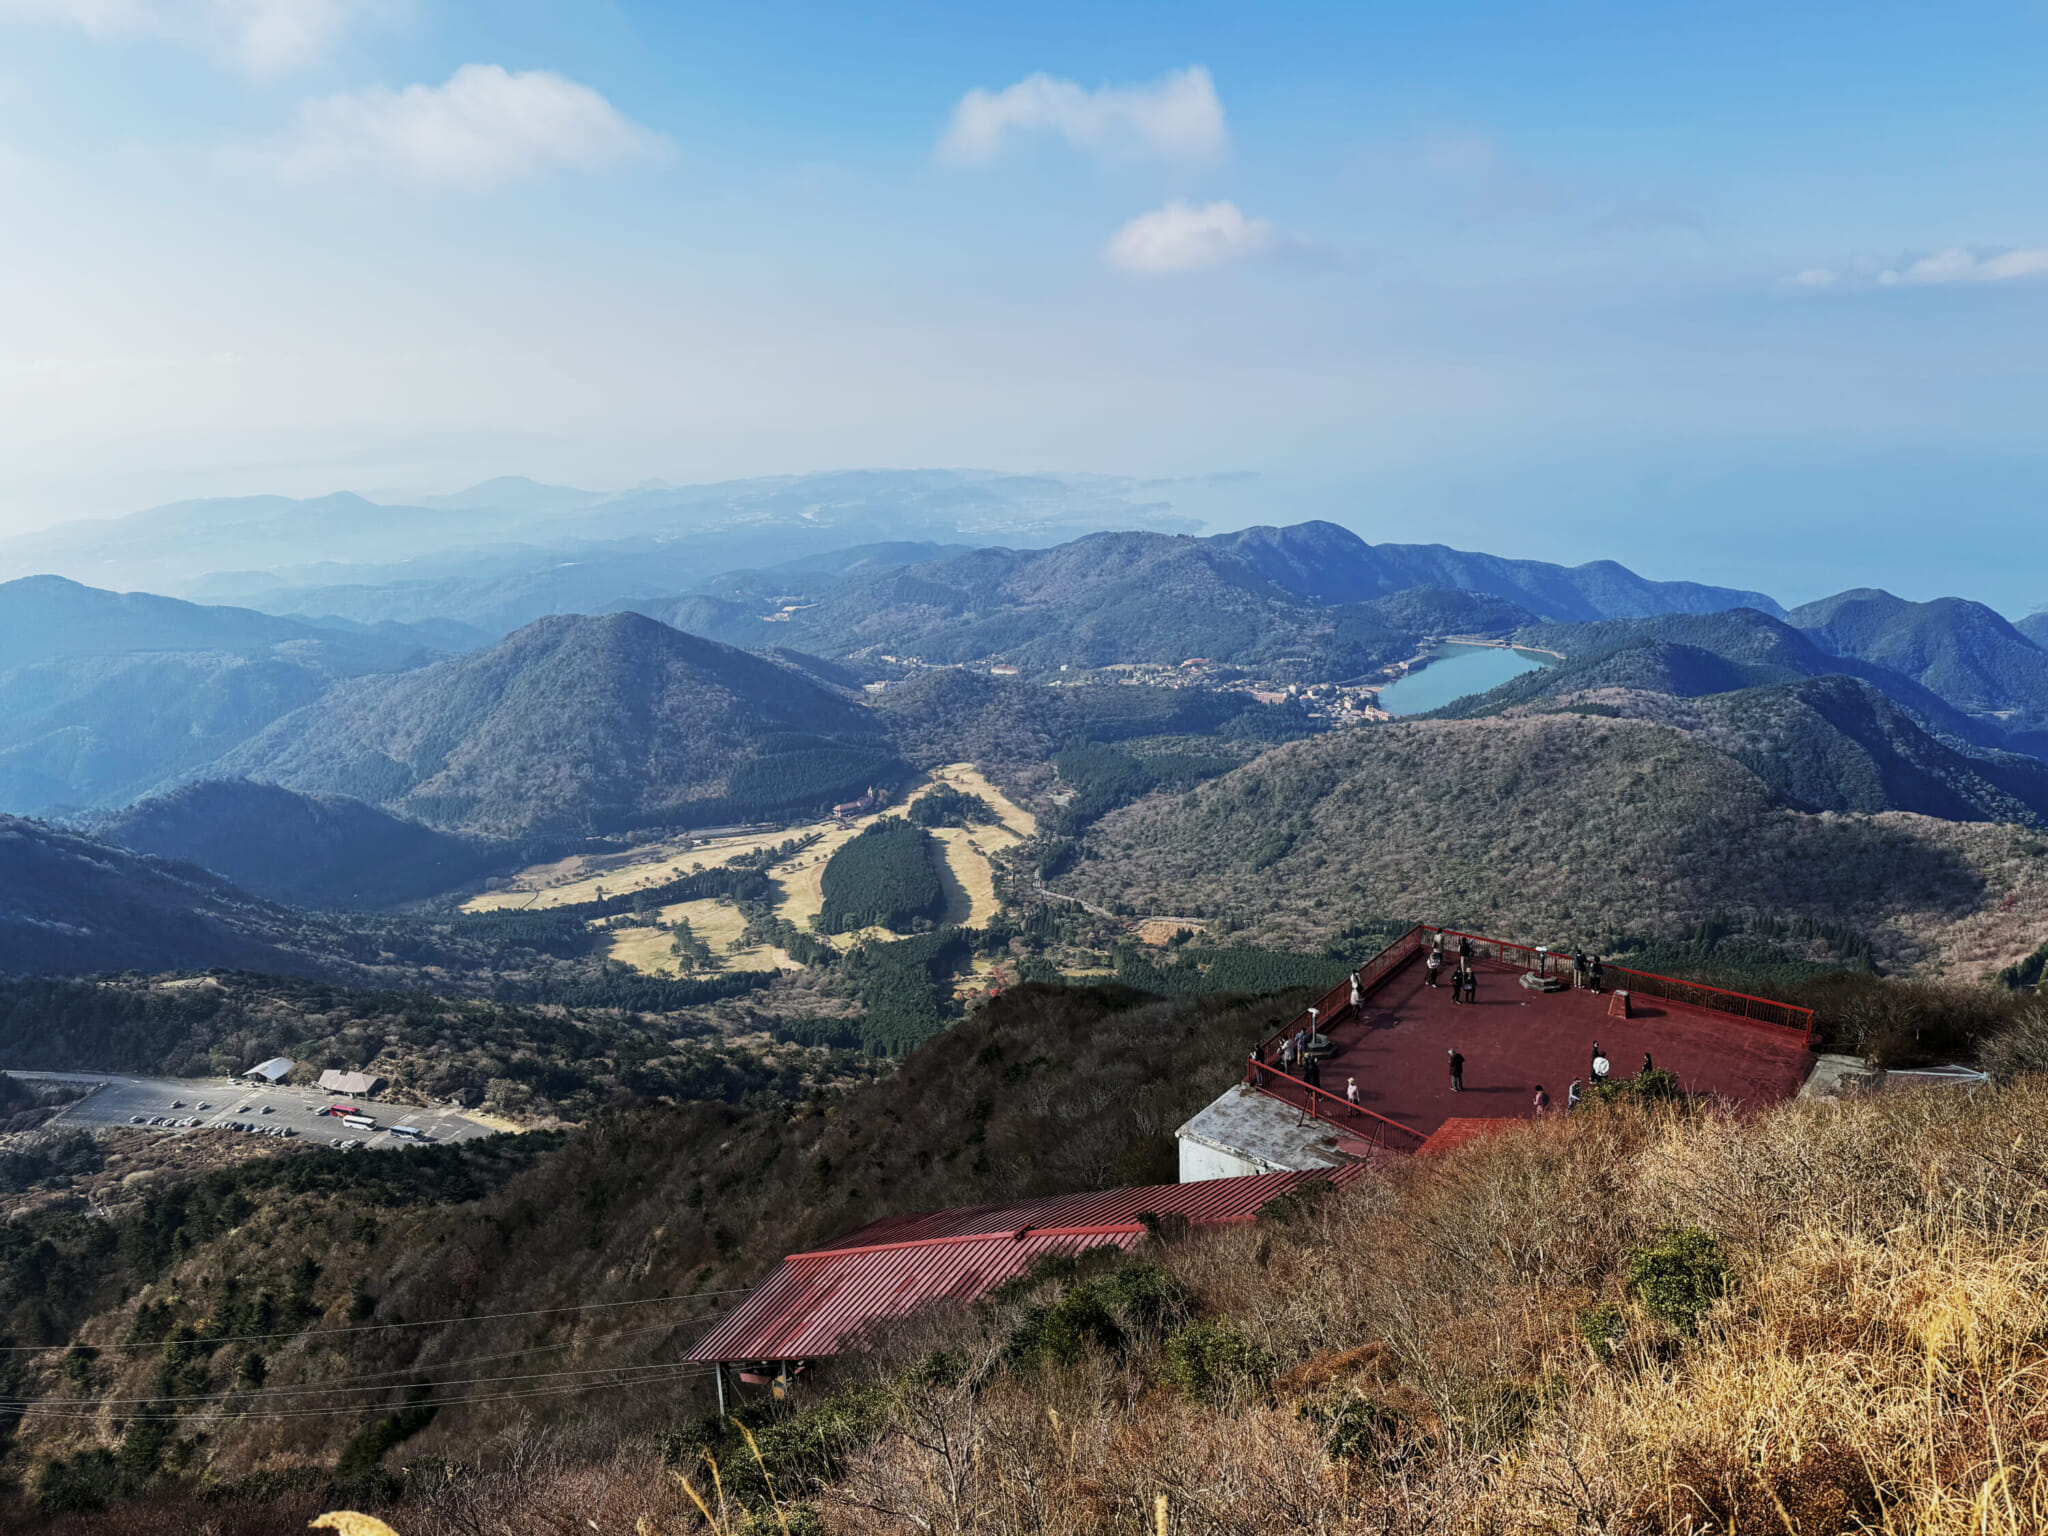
[
  {"left": 317, "top": 1069, "right": 384, "bottom": 1098},
  {"left": 243, "top": 1057, "right": 294, "bottom": 1084}
]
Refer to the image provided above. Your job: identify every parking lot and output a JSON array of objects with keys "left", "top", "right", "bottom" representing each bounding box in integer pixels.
[{"left": 3, "top": 1069, "right": 503, "bottom": 1150}]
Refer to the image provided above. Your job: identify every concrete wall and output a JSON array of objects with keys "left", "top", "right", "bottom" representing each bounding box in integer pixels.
[{"left": 1178, "top": 1132, "right": 1270, "bottom": 1183}]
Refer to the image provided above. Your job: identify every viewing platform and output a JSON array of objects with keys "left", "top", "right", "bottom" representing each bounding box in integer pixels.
[{"left": 1178, "top": 925, "right": 1816, "bottom": 1179}]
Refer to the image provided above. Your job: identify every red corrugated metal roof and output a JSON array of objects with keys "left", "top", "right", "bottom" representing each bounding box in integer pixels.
[{"left": 689, "top": 1169, "right": 1355, "bottom": 1365}]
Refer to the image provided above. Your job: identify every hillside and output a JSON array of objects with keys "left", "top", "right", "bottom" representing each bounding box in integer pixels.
[
  {"left": 214, "top": 612, "right": 902, "bottom": 839},
  {"left": 1064, "top": 713, "right": 2041, "bottom": 964},
  {"left": 0, "top": 577, "right": 434, "bottom": 816},
  {"left": 1441, "top": 607, "right": 2010, "bottom": 748},
  {"left": 0, "top": 816, "right": 324, "bottom": 976},
  {"left": 84, "top": 780, "right": 509, "bottom": 910},
  {"left": 1789, "top": 587, "right": 2048, "bottom": 726},
  {"left": 1561, "top": 676, "right": 2048, "bottom": 826},
  {"left": 619, "top": 525, "right": 1781, "bottom": 682},
  {"left": 1207, "top": 520, "right": 1785, "bottom": 618}
]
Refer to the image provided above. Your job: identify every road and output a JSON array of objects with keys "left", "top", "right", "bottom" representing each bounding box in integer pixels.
[{"left": 3, "top": 1069, "right": 503, "bottom": 1150}]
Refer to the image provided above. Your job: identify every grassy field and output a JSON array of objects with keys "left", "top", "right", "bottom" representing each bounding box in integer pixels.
[
  {"left": 601, "top": 896, "right": 791, "bottom": 974},
  {"left": 485, "top": 762, "right": 1045, "bottom": 975},
  {"left": 461, "top": 828, "right": 796, "bottom": 912}
]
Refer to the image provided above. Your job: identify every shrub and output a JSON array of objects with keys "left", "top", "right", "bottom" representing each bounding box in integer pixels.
[
  {"left": 1575, "top": 1301, "right": 1626, "bottom": 1359},
  {"left": 817, "top": 818, "right": 945, "bottom": 935},
  {"left": 1626, "top": 1227, "right": 1728, "bottom": 1334},
  {"left": 1162, "top": 1319, "right": 1274, "bottom": 1400}
]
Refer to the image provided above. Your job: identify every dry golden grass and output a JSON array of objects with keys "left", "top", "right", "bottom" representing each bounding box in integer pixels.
[
  {"left": 601, "top": 896, "right": 789, "bottom": 974},
  {"left": 462, "top": 829, "right": 800, "bottom": 913},
  {"left": 807, "top": 1081, "right": 2048, "bottom": 1536}
]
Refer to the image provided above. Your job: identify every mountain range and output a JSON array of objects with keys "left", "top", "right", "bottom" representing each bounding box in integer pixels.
[
  {"left": 212, "top": 611, "right": 898, "bottom": 839},
  {"left": 0, "top": 576, "right": 439, "bottom": 816}
]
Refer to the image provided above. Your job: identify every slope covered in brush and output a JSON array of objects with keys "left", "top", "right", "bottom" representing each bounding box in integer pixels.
[
  {"left": 1571, "top": 676, "right": 2048, "bottom": 826},
  {"left": 215, "top": 612, "right": 901, "bottom": 838},
  {"left": 1064, "top": 713, "right": 2019, "bottom": 958}
]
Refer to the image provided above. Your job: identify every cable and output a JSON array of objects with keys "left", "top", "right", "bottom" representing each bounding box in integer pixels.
[
  {"left": 2, "top": 1368, "right": 720, "bottom": 1417},
  {"left": 8, "top": 1367, "right": 721, "bottom": 1422},
  {"left": 0, "top": 1288, "right": 752, "bottom": 1354}
]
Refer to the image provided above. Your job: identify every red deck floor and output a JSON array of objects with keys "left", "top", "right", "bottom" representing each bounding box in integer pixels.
[{"left": 1262, "top": 956, "right": 1814, "bottom": 1145}]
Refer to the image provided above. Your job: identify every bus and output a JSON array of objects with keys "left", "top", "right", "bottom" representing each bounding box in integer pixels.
[{"left": 341, "top": 1114, "right": 376, "bottom": 1131}]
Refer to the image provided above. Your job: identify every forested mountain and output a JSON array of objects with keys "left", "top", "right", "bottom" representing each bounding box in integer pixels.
[
  {"left": 214, "top": 612, "right": 902, "bottom": 838},
  {"left": 0, "top": 576, "right": 435, "bottom": 816},
  {"left": 1064, "top": 713, "right": 2022, "bottom": 959},
  {"left": 1567, "top": 676, "right": 2048, "bottom": 826},
  {"left": 85, "top": 780, "right": 509, "bottom": 910},
  {"left": 1205, "top": 521, "right": 1785, "bottom": 618},
  {"left": 2018, "top": 611, "right": 2048, "bottom": 649},
  {"left": 1442, "top": 608, "right": 2007, "bottom": 748},
  {"left": 648, "top": 529, "right": 1713, "bottom": 680},
  {"left": 0, "top": 816, "right": 326, "bottom": 976},
  {"left": 1788, "top": 588, "right": 2048, "bottom": 726}
]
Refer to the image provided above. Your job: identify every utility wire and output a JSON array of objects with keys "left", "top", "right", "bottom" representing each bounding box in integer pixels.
[
  {"left": 0, "top": 1288, "right": 752, "bottom": 1354},
  {"left": 5, "top": 1355, "right": 723, "bottom": 1408},
  {"left": 8, "top": 1366, "right": 720, "bottom": 1423}
]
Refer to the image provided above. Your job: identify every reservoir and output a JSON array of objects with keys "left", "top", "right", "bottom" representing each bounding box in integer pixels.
[{"left": 1376, "top": 642, "right": 1552, "bottom": 716}]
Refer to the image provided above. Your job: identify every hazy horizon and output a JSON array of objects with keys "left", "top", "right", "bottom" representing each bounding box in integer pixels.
[{"left": 5, "top": 2, "right": 2047, "bottom": 610}]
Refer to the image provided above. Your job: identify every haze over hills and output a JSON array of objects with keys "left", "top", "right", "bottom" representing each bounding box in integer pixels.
[
  {"left": 214, "top": 611, "right": 900, "bottom": 839},
  {"left": 0, "top": 470, "right": 1196, "bottom": 601},
  {"left": 628, "top": 524, "right": 1778, "bottom": 680},
  {"left": 0, "top": 576, "right": 439, "bottom": 816}
]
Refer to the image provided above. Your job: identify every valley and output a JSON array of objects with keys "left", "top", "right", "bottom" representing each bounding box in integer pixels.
[{"left": 6, "top": 497, "right": 2048, "bottom": 1534}]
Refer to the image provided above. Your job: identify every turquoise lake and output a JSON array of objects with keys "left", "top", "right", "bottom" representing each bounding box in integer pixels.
[{"left": 1375, "top": 643, "right": 1552, "bottom": 715}]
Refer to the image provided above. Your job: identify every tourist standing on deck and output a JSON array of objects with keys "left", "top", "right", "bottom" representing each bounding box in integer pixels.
[
  {"left": 1593, "top": 1052, "right": 1612, "bottom": 1083},
  {"left": 1448, "top": 1048, "right": 1465, "bottom": 1091},
  {"left": 1346, "top": 1077, "right": 1360, "bottom": 1114},
  {"left": 1249, "top": 1045, "right": 1266, "bottom": 1087},
  {"left": 1590, "top": 956, "right": 1605, "bottom": 992},
  {"left": 1351, "top": 971, "right": 1363, "bottom": 1009},
  {"left": 1280, "top": 1035, "right": 1298, "bottom": 1075},
  {"left": 1458, "top": 934, "right": 1473, "bottom": 966},
  {"left": 1426, "top": 950, "right": 1442, "bottom": 988},
  {"left": 1591, "top": 1041, "right": 1603, "bottom": 1078},
  {"left": 1573, "top": 948, "right": 1588, "bottom": 989},
  {"left": 1533, "top": 1084, "right": 1551, "bottom": 1114},
  {"left": 1568, "top": 1078, "right": 1583, "bottom": 1110},
  {"left": 1462, "top": 967, "right": 1477, "bottom": 1004},
  {"left": 1641, "top": 1051, "right": 1654, "bottom": 1076},
  {"left": 1303, "top": 1055, "right": 1322, "bottom": 1096}
]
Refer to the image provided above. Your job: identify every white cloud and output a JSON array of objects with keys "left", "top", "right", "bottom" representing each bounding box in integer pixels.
[
  {"left": 211, "top": 0, "right": 380, "bottom": 76},
  {"left": 0, "top": 0, "right": 390, "bottom": 73},
  {"left": 1794, "top": 246, "right": 2048, "bottom": 290},
  {"left": 1105, "top": 199, "right": 1275, "bottom": 274},
  {"left": 939, "top": 65, "right": 1225, "bottom": 167},
  {"left": 0, "top": 0, "right": 155, "bottom": 31},
  {"left": 268, "top": 64, "right": 668, "bottom": 187}
]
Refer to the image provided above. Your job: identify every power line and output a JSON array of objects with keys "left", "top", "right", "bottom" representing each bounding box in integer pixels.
[
  {"left": 8, "top": 1366, "right": 721, "bottom": 1423},
  {"left": 0, "top": 1288, "right": 752, "bottom": 1354},
  {"left": 6, "top": 1368, "right": 720, "bottom": 1417}
]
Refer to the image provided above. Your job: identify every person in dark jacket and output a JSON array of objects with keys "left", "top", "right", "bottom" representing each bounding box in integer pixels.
[
  {"left": 1641, "top": 1051, "right": 1654, "bottom": 1076},
  {"left": 1590, "top": 956, "right": 1605, "bottom": 992},
  {"left": 1591, "top": 1040, "right": 1603, "bottom": 1078},
  {"left": 1448, "top": 1048, "right": 1465, "bottom": 1092},
  {"left": 1303, "top": 1056, "right": 1323, "bottom": 1095},
  {"left": 1573, "top": 948, "right": 1588, "bottom": 988},
  {"left": 1462, "top": 967, "right": 1477, "bottom": 1004}
]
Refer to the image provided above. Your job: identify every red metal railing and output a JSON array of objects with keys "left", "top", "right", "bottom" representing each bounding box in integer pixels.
[
  {"left": 1240, "top": 922, "right": 1815, "bottom": 1148},
  {"left": 1429, "top": 927, "right": 1816, "bottom": 1043},
  {"left": 1245, "top": 1062, "right": 1426, "bottom": 1148}
]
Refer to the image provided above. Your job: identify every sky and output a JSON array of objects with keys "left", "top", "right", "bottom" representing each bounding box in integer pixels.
[{"left": 2, "top": 0, "right": 2047, "bottom": 610}]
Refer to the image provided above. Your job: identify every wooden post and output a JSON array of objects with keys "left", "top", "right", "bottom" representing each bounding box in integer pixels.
[
  {"left": 714, "top": 1361, "right": 727, "bottom": 1417},
  {"left": 1155, "top": 1492, "right": 1169, "bottom": 1536}
]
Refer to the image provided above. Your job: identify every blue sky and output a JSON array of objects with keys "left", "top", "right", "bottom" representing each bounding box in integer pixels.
[{"left": 2, "top": 1, "right": 2046, "bottom": 609}]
